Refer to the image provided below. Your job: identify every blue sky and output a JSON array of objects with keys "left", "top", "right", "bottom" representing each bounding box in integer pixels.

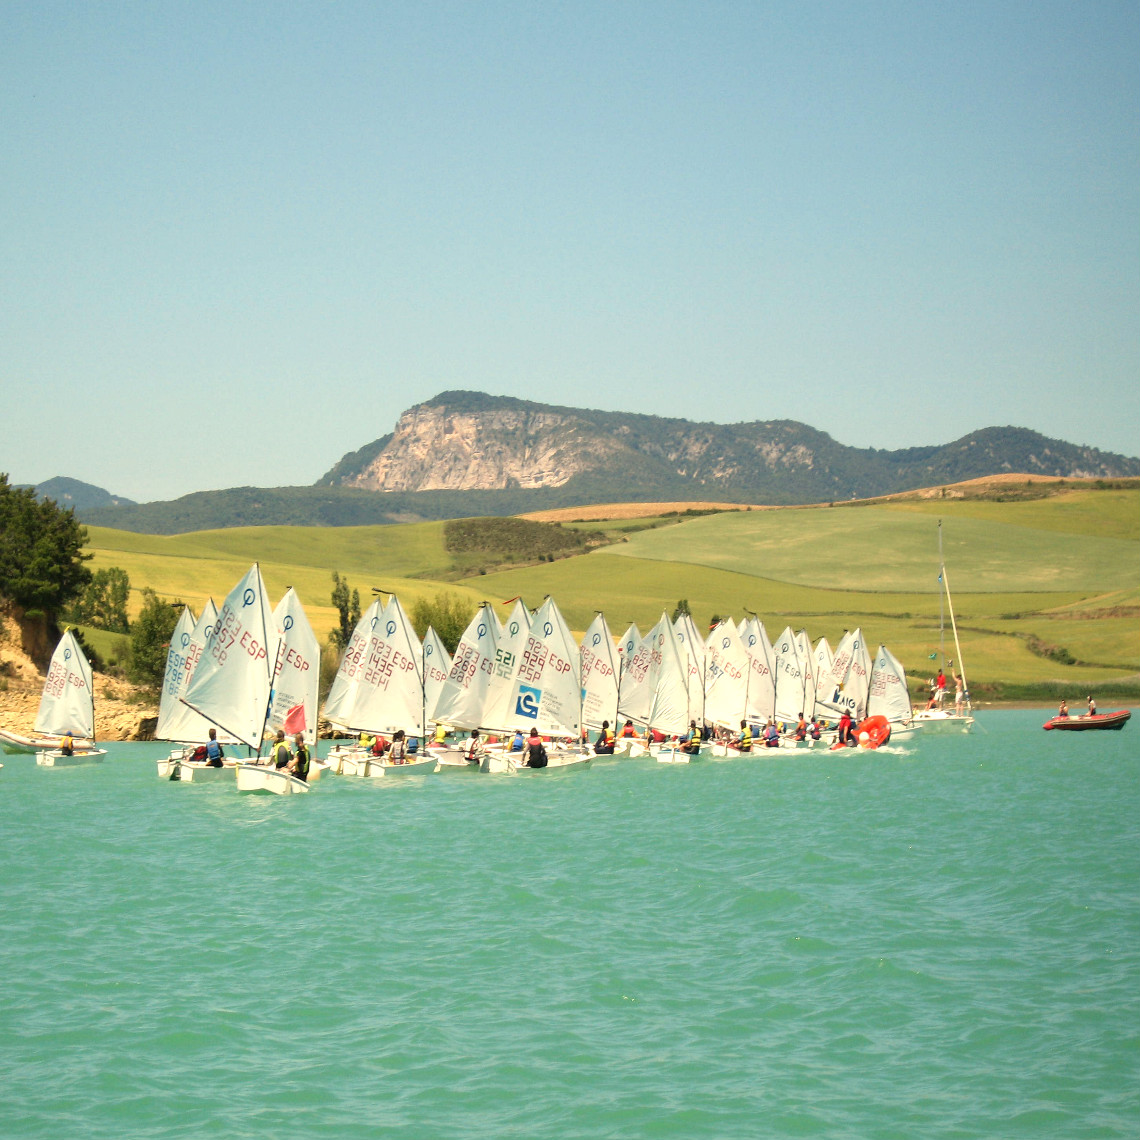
[{"left": 2, "top": 1, "right": 1137, "bottom": 502}]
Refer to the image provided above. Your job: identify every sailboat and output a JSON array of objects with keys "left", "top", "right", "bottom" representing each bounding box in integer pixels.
[
  {"left": 34, "top": 630, "right": 106, "bottom": 765},
  {"left": 180, "top": 564, "right": 308, "bottom": 794},
  {"left": 323, "top": 593, "right": 439, "bottom": 777},
  {"left": 156, "top": 601, "right": 241, "bottom": 781},
  {"left": 912, "top": 522, "right": 975, "bottom": 733},
  {"left": 704, "top": 619, "right": 752, "bottom": 758},
  {"left": 428, "top": 602, "right": 501, "bottom": 768},
  {"left": 643, "top": 612, "right": 697, "bottom": 763},
  {"left": 867, "top": 645, "right": 915, "bottom": 740},
  {"left": 480, "top": 596, "right": 589, "bottom": 774},
  {"left": 581, "top": 612, "right": 620, "bottom": 745}
]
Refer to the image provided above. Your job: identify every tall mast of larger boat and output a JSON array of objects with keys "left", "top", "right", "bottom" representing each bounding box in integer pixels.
[{"left": 939, "top": 521, "right": 971, "bottom": 713}]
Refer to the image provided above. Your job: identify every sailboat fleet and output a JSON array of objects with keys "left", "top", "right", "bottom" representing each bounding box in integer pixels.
[{"left": 10, "top": 525, "right": 981, "bottom": 786}]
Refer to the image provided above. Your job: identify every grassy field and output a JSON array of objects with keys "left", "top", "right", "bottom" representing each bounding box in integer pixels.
[
  {"left": 84, "top": 523, "right": 483, "bottom": 643},
  {"left": 82, "top": 483, "right": 1140, "bottom": 701}
]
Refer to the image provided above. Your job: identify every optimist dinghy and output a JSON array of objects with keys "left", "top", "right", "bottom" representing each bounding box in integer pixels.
[{"left": 34, "top": 632, "right": 106, "bottom": 766}]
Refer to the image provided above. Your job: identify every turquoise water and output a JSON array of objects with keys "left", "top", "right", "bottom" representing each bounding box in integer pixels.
[{"left": 2, "top": 710, "right": 1137, "bottom": 1139}]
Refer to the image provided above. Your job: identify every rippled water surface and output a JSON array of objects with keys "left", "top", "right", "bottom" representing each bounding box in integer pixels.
[{"left": 2, "top": 710, "right": 1137, "bottom": 1138}]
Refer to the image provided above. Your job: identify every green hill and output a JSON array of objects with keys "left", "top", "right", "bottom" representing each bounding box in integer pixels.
[{"left": 82, "top": 483, "right": 1140, "bottom": 701}]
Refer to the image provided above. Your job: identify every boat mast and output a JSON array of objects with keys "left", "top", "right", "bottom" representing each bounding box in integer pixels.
[
  {"left": 938, "top": 521, "right": 946, "bottom": 671},
  {"left": 939, "top": 521, "right": 971, "bottom": 713}
]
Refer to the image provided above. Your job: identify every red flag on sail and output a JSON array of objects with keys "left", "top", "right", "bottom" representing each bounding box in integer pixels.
[{"left": 283, "top": 703, "right": 307, "bottom": 734}]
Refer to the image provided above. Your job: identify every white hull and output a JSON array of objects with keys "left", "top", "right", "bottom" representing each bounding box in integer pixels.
[
  {"left": 480, "top": 750, "right": 591, "bottom": 775},
  {"left": 176, "top": 760, "right": 235, "bottom": 782},
  {"left": 912, "top": 710, "right": 975, "bottom": 734},
  {"left": 234, "top": 762, "right": 310, "bottom": 794},
  {"left": 430, "top": 746, "right": 484, "bottom": 769},
  {"left": 36, "top": 749, "right": 107, "bottom": 766},
  {"left": 2, "top": 730, "right": 94, "bottom": 755}
]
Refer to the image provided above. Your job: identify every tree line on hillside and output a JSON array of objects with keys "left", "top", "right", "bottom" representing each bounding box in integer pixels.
[{"left": 0, "top": 473, "right": 182, "bottom": 689}]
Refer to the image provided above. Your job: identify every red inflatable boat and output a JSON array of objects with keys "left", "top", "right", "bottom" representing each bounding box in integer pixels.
[
  {"left": 829, "top": 715, "right": 893, "bottom": 750},
  {"left": 1043, "top": 710, "right": 1131, "bottom": 731}
]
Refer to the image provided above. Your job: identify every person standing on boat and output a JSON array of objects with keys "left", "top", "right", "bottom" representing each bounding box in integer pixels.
[
  {"left": 288, "top": 734, "right": 311, "bottom": 782},
  {"left": 1057, "top": 699, "right": 1069, "bottom": 718},
  {"left": 205, "top": 727, "right": 225, "bottom": 767},
  {"left": 525, "top": 727, "right": 548, "bottom": 768},
  {"left": 936, "top": 669, "right": 947, "bottom": 704},
  {"left": 953, "top": 672, "right": 965, "bottom": 714},
  {"left": 271, "top": 730, "right": 292, "bottom": 770},
  {"left": 1086, "top": 695, "right": 1097, "bottom": 717}
]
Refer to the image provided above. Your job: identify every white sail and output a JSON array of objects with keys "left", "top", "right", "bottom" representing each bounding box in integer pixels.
[
  {"left": 491, "top": 596, "right": 580, "bottom": 738},
  {"left": 430, "top": 604, "right": 499, "bottom": 730},
  {"left": 617, "top": 623, "right": 641, "bottom": 679},
  {"left": 617, "top": 624, "right": 654, "bottom": 726},
  {"left": 35, "top": 630, "right": 95, "bottom": 739},
  {"left": 742, "top": 618, "right": 776, "bottom": 722},
  {"left": 323, "top": 599, "right": 382, "bottom": 731},
  {"left": 266, "top": 588, "right": 321, "bottom": 746},
  {"left": 156, "top": 599, "right": 234, "bottom": 744},
  {"left": 422, "top": 626, "right": 452, "bottom": 723},
  {"left": 704, "top": 621, "right": 750, "bottom": 730},
  {"left": 155, "top": 606, "right": 197, "bottom": 741},
  {"left": 344, "top": 594, "right": 425, "bottom": 736},
  {"left": 645, "top": 612, "right": 690, "bottom": 736},
  {"left": 796, "top": 629, "right": 816, "bottom": 720},
  {"left": 674, "top": 612, "right": 707, "bottom": 726},
  {"left": 868, "top": 644, "right": 912, "bottom": 724},
  {"left": 580, "top": 613, "right": 619, "bottom": 731},
  {"left": 484, "top": 599, "right": 532, "bottom": 729},
  {"left": 774, "top": 625, "right": 808, "bottom": 726},
  {"left": 846, "top": 630, "right": 872, "bottom": 721},
  {"left": 818, "top": 628, "right": 871, "bottom": 721},
  {"left": 813, "top": 637, "right": 835, "bottom": 712},
  {"left": 181, "top": 564, "right": 275, "bottom": 749}
]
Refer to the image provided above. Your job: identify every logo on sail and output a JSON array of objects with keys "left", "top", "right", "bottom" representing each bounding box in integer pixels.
[
  {"left": 515, "top": 685, "right": 541, "bottom": 718},
  {"left": 243, "top": 589, "right": 256, "bottom": 607}
]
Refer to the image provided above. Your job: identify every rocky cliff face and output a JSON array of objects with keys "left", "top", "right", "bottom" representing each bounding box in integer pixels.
[
  {"left": 337, "top": 394, "right": 827, "bottom": 493},
  {"left": 341, "top": 405, "right": 622, "bottom": 491}
]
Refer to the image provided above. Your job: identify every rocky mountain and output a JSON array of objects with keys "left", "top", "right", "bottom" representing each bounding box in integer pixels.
[{"left": 318, "top": 391, "right": 1140, "bottom": 503}]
